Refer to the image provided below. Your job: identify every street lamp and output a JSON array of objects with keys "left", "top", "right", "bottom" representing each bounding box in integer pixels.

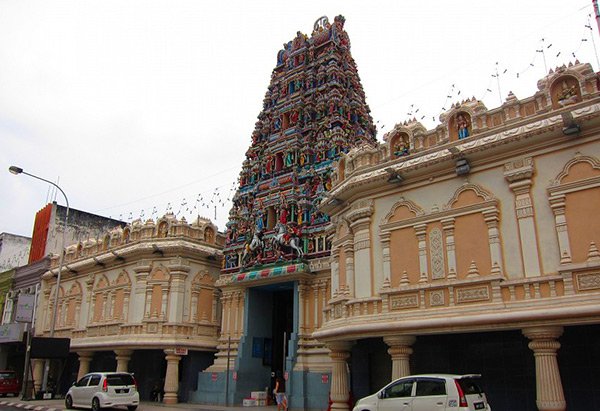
[{"left": 9, "top": 166, "right": 69, "bottom": 396}]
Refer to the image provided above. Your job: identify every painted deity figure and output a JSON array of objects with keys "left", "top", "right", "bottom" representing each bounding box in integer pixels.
[{"left": 457, "top": 114, "right": 469, "bottom": 139}]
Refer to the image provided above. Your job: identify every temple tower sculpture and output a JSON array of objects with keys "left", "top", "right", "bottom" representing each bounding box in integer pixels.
[{"left": 192, "top": 16, "right": 376, "bottom": 408}]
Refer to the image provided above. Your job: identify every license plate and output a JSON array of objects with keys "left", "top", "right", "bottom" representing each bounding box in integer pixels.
[
  {"left": 474, "top": 402, "right": 485, "bottom": 410},
  {"left": 116, "top": 389, "right": 129, "bottom": 394}
]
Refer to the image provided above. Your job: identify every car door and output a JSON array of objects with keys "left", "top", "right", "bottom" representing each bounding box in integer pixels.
[
  {"left": 411, "top": 377, "right": 448, "bottom": 411},
  {"left": 81, "top": 374, "right": 102, "bottom": 405},
  {"left": 377, "top": 378, "right": 415, "bottom": 411},
  {"left": 71, "top": 375, "right": 91, "bottom": 406}
]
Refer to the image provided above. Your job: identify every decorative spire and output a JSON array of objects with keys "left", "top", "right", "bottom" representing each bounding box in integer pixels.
[{"left": 222, "top": 16, "right": 376, "bottom": 273}]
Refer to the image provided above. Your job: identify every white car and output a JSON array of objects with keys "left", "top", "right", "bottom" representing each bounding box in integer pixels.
[
  {"left": 65, "top": 372, "right": 140, "bottom": 411},
  {"left": 352, "top": 374, "right": 491, "bottom": 411}
]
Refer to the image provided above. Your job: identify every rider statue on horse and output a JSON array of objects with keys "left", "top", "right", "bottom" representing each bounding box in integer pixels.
[{"left": 272, "top": 222, "right": 304, "bottom": 261}]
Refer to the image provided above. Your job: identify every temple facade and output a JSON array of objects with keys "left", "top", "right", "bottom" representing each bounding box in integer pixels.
[
  {"left": 35, "top": 214, "right": 224, "bottom": 403},
  {"left": 316, "top": 61, "right": 600, "bottom": 411},
  {"left": 32, "top": 16, "right": 600, "bottom": 411},
  {"left": 190, "top": 15, "right": 377, "bottom": 409}
]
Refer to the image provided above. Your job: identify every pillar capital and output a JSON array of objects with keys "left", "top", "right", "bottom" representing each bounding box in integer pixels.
[
  {"left": 522, "top": 326, "right": 563, "bottom": 342},
  {"left": 115, "top": 349, "right": 134, "bottom": 373},
  {"left": 77, "top": 351, "right": 95, "bottom": 361},
  {"left": 384, "top": 335, "right": 416, "bottom": 380},
  {"left": 383, "top": 335, "right": 416, "bottom": 347}
]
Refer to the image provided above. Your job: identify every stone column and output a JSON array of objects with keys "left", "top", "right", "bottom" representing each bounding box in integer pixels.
[
  {"left": 132, "top": 261, "right": 152, "bottom": 322},
  {"left": 483, "top": 209, "right": 504, "bottom": 274},
  {"left": 384, "top": 336, "right": 416, "bottom": 380},
  {"left": 505, "top": 159, "right": 540, "bottom": 276},
  {"left": 381, "top": 232, "right": 392, "bottom": 284},
  {"left": 415, "top": 224, "right": 428, "bottom": 280},
  {"left": 350, "top": 212, "right": 371, "bottom": 297},
  {"left": 549, "top": 195, "right": 572, "bottom": 264},
  {"left": 77, "top": 352, "right": 94, "bottom": 380},
  {"left": 32, "top": 359, "right": 45, "bottom": 394},
  {"left": 344, "top": 246, "right": 355, "bottom": 297},
  {"left": 163, "top": 350, "right": 182, "bottom": 404},
  {"left": 331, "top": 249, "right": 340, "bottom": 298},
  {"left": 441, "top": 218, "right": 457, "bottom": 278},
  {"left": 167, "top": 258, "right": 190, "bottom": 323},
  {"left": 114, "top": 349, "right": 133, "bottom": 373},
  {"left": 328, "top": 341, "right": 353, "bottom": 411},
  {"left": 523, "top": 326, "right": 566, "bottom": 411}
]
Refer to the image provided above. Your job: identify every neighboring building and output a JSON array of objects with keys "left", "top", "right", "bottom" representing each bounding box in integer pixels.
[
  {"left": 0, "top": 203, "right": 126, "bottom": 394},
  {"left": 29, "top": 202, "right": 126, "bottom": 263},
  {"left": 192, "top": 15, "right": 376, "bottom": 408},
  {"left": 35, "top": 214, "right": 224, "bottom": 403},
  {"left": 0, "top": 233, "right": 31, "bottom": 271},
  {"left": 0, "top": 267, "right": 16, "bottom": 369},
  {"left": 316, "top": 60, "right": 600, "bottom": 411}
]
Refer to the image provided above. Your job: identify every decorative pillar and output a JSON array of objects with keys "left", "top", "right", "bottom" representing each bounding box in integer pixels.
[
  {"left": 505, "top": 158, "right": 541, "bottom": 276},
  {"left": 344, "top": 246, "right": 355, "bottom": 297},
  {"left": 234, "top": 291, "right": 244, "bottom": 338},
  {"left": 523, "top": 326, "right": 566, "bottom": 411},
  {"left": 328, "top": 341, "right": 353, "bottom": 411},
  {"left": 483, "top": 209, "right": 504, "bottom": 274},
  {"left": 132, "top": 260, "right": 151, "bottom": 322},
  {"left": 331, "top": 249, "right": 340, "bottom": 298},
  {"left": 167, "top": 258, "right": 190, "bottom": 323},
  {"left": 163, "top": 350, "right": 182, "bottom": 404},
  {"left": 549, "top": 195, "right": 572, "bottom": 264},
  {"left": 77, "top": 352, "right": 94, "bottom": 380},
  {"left": 114, "top": 349, "right": 133, "bottom": 372},
  {"left": 298, "top": 282, "right": 308, "bottom": 334},
  {"left": 347, "top": 201, "right": 374, "bottom": 297},
  {"left": 504, "top": 157, "right": 542, "bottom": 277},
  {"left": 381, "top": 232, "right": 392, "bottom": 284},
  {"left": 441, "top": 218, "right": 457, "bottom": 278},
  {"left": 384, "top": 335, "right": 416, "bottom": 380},
  {"left": 415, "top": 224, "right": 428, "bottom": 280},
  {"left": 33, "top": 359, "right": 45, "bottom": 393}
]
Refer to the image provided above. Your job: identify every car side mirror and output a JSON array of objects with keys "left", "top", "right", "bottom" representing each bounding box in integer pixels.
[{"left": 378, "top": 391, "right": 384, "bottom": 399}]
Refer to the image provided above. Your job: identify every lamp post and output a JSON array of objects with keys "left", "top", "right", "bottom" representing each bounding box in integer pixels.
[{"left": 9, "top": 166, "right": 69, "bottom": 396}]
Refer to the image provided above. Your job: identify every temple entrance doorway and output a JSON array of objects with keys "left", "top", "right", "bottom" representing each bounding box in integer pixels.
[{"left": 243, "top": 282, "right": 295, "bottom": 398}]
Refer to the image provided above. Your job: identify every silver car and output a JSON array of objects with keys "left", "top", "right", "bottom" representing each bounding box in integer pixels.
[
  {"left": 65, "top": 372, "right": 139, "bottom": 411},
  {"left": 353, "top": 374, "right": 491, "bottom": 411}
]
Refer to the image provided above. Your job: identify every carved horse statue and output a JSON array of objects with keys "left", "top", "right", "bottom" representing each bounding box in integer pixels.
[
  {"left": 271, "top": 222, "right": 304, "bottom": 259},
  {"left": 241, "top": 230, "right": 264, "bottom": 267}
]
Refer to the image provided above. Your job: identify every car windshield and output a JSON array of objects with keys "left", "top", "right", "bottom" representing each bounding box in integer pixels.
[
  {"left": 106, "top": 374, "right": 135, "bottom": 386},
  {"left": 457, "top": 378, "right": 483, "bottom": 394},
  {"left": 0, "top": 372, "right": 15, "bottom": 378}
]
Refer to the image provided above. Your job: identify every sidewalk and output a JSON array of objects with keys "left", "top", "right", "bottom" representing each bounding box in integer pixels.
[{"left": 0, "top": 398, "right": 277, "bottom": 411}]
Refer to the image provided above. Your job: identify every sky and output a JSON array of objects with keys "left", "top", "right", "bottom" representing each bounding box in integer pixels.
[{"left": 0, "top": 0, "right": 597, "bottom": 238}]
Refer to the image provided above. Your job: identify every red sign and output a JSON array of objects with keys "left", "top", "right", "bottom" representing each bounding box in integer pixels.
[
  {"left": 174, "top": 347, "right": 188, "bottom": 355},
  {"left": 322, "top": 374, "right": 329, "bottom": 384},
  {"left": 284, "top": 371, "right": 289, "bottom": 381},
  {"left": 211, "top": 373, "right": 218, "bottom": 382},
  {"left": 233, "top": 371, "right": 238, "bottom": 381}
]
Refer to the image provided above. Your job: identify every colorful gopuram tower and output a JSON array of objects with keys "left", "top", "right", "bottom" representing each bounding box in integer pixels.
[
  {"left": 223, "top": 15, "right": 377, "bottom": 272},
  {"left": 191, "top": 16, "right": 377, "bottom": 408}
]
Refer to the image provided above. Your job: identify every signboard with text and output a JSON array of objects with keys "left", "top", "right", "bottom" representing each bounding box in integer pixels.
[{"left": 15, "top": 294, "right": 35, "bottom": 322}]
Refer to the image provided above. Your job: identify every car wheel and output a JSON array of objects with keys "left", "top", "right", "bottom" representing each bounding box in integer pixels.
[
  {"left": 92, "top": 397, "right": 101, "bottom": 411},
  {"left": 127, "top": 406, "right": 137, "bottom": 411},
  {"left": 65, "top": 395, "right": 73, "bottom": 409}
]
